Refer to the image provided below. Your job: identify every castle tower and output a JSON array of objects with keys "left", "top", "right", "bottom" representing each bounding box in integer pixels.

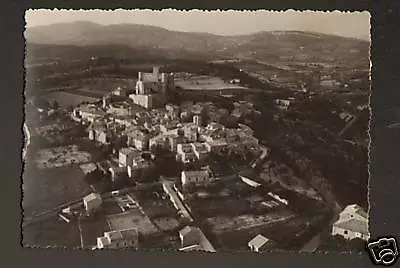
[
  {"left": 102, "top": 95, "right": 108, "bottom": 109},
  {"left": 169, "top": 72, "right": 175, "bottom": 89},
  {"left": 138, "top": 72, "right": 143, "bottom": 81},
  {"left": 193, "top": 114, "right": 202, "bottom": 126},
  {"left": 153, "top": 66, "right": 160, "bottom": 79}
]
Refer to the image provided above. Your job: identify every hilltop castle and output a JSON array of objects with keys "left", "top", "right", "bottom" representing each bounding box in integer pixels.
[{"left": 129, "top": 66, "right": 175, "bottom": 109}]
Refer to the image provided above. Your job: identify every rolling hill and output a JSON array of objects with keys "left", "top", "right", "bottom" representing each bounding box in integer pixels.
[{"left": 25, "top": 21, "right": 370, "bottom": 65}]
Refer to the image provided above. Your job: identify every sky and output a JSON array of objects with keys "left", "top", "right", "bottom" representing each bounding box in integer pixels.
[{"left": 25, "top": 9, "right": 371, "bottom": 40}]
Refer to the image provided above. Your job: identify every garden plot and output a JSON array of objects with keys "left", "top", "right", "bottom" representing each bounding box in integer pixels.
[{"left": 35, "top": 145, "right": 91, "bottom": 169}]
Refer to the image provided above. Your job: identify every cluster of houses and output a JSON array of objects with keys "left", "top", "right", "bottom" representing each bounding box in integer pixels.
[
  {"left": 65, "top": 66, "right": 297, "bottom": 252},
  {"left": 111, "top": 117, "right": 260, "bottom": 183},
  {"left": 96, "top": 224, "right": 219, "bottom": 251},
  {"left": 96, "top": 224, "right": 218, "bottom": 251},
  {"left": 70, "top": 75, "right": 262, "bottom": 184},
  {"left": 80, "top": 192, "right": 140, "bottom": 250}
]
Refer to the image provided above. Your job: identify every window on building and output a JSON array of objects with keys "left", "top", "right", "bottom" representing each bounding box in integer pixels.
[{"left": 344, "top": 230, "right": 348, "bottom": 235}]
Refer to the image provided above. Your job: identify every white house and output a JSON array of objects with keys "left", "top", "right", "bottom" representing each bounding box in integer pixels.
[
  {"left": 126, "top": 130, "right": 149, "bottom": 151},
  {"left": 248, "top": 234, "right": 270, "bottom": 253},
  {"left": 176, "top": 144, "right": 197, "bottom": 163},
  {"left": 119, "top": 147, "right": 141, "bottom": 167},
  {"left": 96, "top": 228, "right": 139, "bottom": 249},
  {"left": 83, "top": 193, "right": 102, "bottom": 214},
  {"left": 331, "top": 204, "right": 369, "bottom": 241}
]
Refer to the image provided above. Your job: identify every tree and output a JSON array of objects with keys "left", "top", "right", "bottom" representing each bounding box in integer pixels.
[
  {"left": 52, "top": 100, "right": 59, "bottom": 110},
  {"left": 67, "top": 105, "right": 74, "bottom": 112},
  {"left": 84, "top": 169, "right": 104, "bottom": 185}
]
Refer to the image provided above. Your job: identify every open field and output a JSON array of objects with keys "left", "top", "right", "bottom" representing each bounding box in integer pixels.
[
  {"left": 214, "top": 214, "right": 317, "bottom": 251},
  {"left": 175, "top": 75, "right": 246, "bottom": 90},
  {"left": 23, "top": 165, "right": 91, "bottom": 218},
  {"left": 34, "top": 145, "right": 91, "bottom": 169},
  {"left": 102, "top": 200, "right": 125, "bottom": 215},
  {"left": 23, "top": 216, "right": 81, "bottom": 248},
  {"left": 130, "top": 186, "right": 179, "bottom": 218},
  {"left": 72, "top": 77, "right": 137, "bottom": 93},
  {"left": 43, "top": 91, "right": 100, "bottom": 108},
  {"left": 80, "top": 215, "right": 109, "bottom": 248}
]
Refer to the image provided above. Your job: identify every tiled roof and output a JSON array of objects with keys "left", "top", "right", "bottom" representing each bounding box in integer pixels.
[
  {"left": 119, "top": 147, "right": 140, "bottom": 155},
  {"left": 84, "top": 192, "right": 101, "bottom": 202},
  {"left": 334, "top": 218, "right": 369, "bottom": 236},
  {"left": 355, "top": 208, "right": 368, "bottom": 219},
  {"left": 343, "top": 204, "right": 368, "bottom": 219}
]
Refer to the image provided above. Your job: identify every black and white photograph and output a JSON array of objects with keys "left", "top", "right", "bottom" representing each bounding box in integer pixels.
[{"left": 22, "top": 9, "right": 371, "bottom": 253}]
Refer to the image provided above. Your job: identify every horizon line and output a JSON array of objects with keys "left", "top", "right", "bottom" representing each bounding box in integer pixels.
[{"left": 26, "top": 20, "right": 370, "bottom": 41}]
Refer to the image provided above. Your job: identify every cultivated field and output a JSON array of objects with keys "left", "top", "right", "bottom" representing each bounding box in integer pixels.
[
  {"left": 152, "top": 217, "right": 180, "bottom": 231},
  {"left": 35, "top": 145, "right": 91, "bottom": 169},
  {"left": 206, "top": 210, "right": 296, "bottom": 234},
  {"left": 72, "top": 77, "right": 137, "bottom": 94},
  {"left": 22, "top": 165, "right": 91, "bottom": 218},
  {"left": 34, "top": 122, "right": 76, "bottom": 137},
  {"left": 80, "top": 216, "right": 109, "bottom": 248},
  {"left": 106, "top": 210, "right": 159, "bottom": 236}
]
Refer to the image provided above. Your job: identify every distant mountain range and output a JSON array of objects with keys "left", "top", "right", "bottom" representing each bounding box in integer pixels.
[{"left": 25, "top": 21, "right": 370, "bottom": 64}]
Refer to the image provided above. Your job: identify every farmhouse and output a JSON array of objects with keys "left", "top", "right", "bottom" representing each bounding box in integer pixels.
[{"left": 331, "top": 204, "right": 369, "bottom": 241}]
